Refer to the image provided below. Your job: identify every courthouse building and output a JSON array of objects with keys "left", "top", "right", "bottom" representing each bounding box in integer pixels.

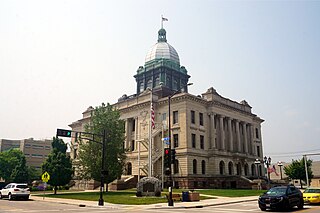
[{"left": 70, "top": 27, "right": 265, "bottom": 189}]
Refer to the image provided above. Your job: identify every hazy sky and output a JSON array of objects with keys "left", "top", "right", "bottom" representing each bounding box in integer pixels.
[{"left": 1, "top": 0, "right": 319, "bottom": 163}]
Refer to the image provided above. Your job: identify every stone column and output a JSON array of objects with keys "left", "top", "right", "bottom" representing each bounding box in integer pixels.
[
  {"left": 219, "top": 115, "right": 225, "bottom": 150},
  {"left": 228, "top": 118, "right": 233, "bottom": 151},
  {"left": 236, "top": 120, "right": 241, "bottom": 152},
  {"left": 211, "top": 113, "right": 216, "bottom": 149},
  {"left": 124, "top": 119, "right": 129, "bottom": 149},
  {"left": 243, "top": 122, "right": 248, "bottom": 153},
  {"left": 250, "top": 124, "right": 255, "bottom": 155}
]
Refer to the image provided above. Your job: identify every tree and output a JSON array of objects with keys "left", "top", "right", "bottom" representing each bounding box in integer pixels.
[
  {"left": 42, "top": 137, "right": 73, "bottom": 194},
  {"left": 284, "top": 158, "right": 313, "bottom": 188},
  {"left": 0, "top": 149, "right": 30, "bottom": 183},
  {"left": 78, "top": 103, "right": 125, "bottom": 186}
]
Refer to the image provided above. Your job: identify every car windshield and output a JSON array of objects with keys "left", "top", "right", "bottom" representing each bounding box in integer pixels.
[
  {"left": 266, "top": 187, "right": 287, "bottom": 196},
  {"left": 16, "top": 185, "right": 28, "bottom": 189},
  {"left": 304, "top": 189, "right": 320, "bottom": 193}
]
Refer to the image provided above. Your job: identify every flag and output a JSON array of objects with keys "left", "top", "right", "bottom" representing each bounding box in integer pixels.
[
  {"left": 162, "top": 17, "right": 168, "bottom": 21},
  {"left": 151, "top": 102, "right": 155, "bottom": 129},
  {"left": 268, "top": 165, "right": 279, "bottom": 176}
]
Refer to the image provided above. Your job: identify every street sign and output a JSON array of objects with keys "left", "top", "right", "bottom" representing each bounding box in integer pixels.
[{"left": 42, "top": 172, "right": 50, "bottom": 182}]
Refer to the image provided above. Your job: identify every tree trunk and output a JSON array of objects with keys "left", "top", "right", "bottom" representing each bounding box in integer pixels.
[
  {"left": 300, "top": 179, "right": 303, "bottom": 189},
  {"left": 54, "top": 186, "right": 57, "bottom": 195}
]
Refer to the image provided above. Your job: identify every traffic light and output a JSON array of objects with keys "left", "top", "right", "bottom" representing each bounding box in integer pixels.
[
  {"left": 171, "top": 149, "right": 176, "bottom": 164},
  {"left": 164, "top": 148, "right": 171, "bottom": 175},
  {"left": 56, "top": 129, "right": 72, "bottom": 137}
]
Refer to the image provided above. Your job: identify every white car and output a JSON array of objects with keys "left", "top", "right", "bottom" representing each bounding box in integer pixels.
[{"left": 0, "top": 183, "right": 30, "bottom": 200}]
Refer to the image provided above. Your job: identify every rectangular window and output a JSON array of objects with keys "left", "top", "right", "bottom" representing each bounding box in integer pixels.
[
  {"left": 192, "top": 134, "right": 196, "bottom": 148},
  {"left": 45, "top": 146, "right": 51, "bottom": 150},
  {"left": 31, "top": 154, "right": 43, "bottom": 158},
  {"left": 173, "top": 134, "right": 179, "bottom": 148},
  {"left": 162, "top": 113, "right": 167, "bottom": 121},
  {"left": 200, "top": 135, "right": 204, "bottom": 149},
  {"left": 191, "top": 110, "right": 195, "bottom": 124},
  {"left": 25, "top": 144, "right": 31, "bottom": 148},
  {"left": 199, "top": 113, "right": 204, "bottom": 126},
  {"left": 32, "top": 145, "right": 44, "bottom": 149},
  {"left": 255, "top": 128, "right": 259, "bottom": 139},
  {"left": 132, "top": 119, "right": 135, "bottom": 132},
  {"left": 257, "top": 146, "right": 260, "bottom": 157},
  {"left": 173, "top": 111, "right": 178, "bottom": 124}
]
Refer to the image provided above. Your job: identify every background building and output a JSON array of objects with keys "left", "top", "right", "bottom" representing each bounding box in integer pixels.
[
  {"left": 70, "top": 27, "right": 265, "bottom": 189},
  {"left": 0, "top": 138, "right": 52, "bottom": 170}
]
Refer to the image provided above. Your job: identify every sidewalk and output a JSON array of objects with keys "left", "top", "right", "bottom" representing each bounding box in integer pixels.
[{"left": 30, "top": 194, "right": 259, "bottom": 210}]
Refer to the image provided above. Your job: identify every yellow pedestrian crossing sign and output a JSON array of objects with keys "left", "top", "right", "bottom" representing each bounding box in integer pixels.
[{"left": 42, "top": 172, "right": 50, "bottom": 182}]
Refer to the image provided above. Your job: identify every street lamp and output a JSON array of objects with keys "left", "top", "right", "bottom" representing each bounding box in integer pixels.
[
  {"left": 264, "top": 156, "right": 272, "bottom": 188},
  {"left": 254, "top": 159, "right": 261, "bottom": 190},
  {"left": 254, "top": 159, "right": 261, "bottom": 177},
  {"left": 167, "top": 82, "right": 193, "bottom": 206},
  {"left": 277, "top": 161, "right": 283, "bottom": 180}
]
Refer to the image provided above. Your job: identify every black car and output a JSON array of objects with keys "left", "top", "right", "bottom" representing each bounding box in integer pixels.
[{"left": 258, "top": 185, "right": 304, "bottom": 211}]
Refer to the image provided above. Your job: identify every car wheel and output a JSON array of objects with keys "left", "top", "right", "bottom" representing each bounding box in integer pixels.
[
  {"left": 298, "top": 199, "right": 304, "bottom": 209},
  {"left": 8, "top": 193, "right": 12, "bottom": 200},
  {"left": 0, "top": 193, "right": 2, "bottom": 199},
  {"left": 25, "top": 195, "right": 29, "bottom": 200},
  {"left": 259, "top": 207, "right": 266, "bottom": 211}
]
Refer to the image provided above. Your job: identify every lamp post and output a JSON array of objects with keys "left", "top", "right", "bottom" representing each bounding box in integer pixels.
[
  {"left": 254, "top": 159, "right": 261, "bottom": 177},
  {"left": 264, "top": 156, "right": 271, "bottom": 188},
  {"left": 98, "top": 130, "right": 107, "bottom": 206},
  {"left": 254, "top": 159, "right": 261, "bottom": 190},
  {"left": 167, "top": 82, "right": 193, "bottom": 206},
  {"left": 277, "top": 161, "right": 283, "bottom": 180}
]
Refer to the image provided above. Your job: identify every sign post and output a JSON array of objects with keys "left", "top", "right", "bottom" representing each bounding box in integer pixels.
[{"left": 41, "top": 172, "right": 50, "bottom": 199}]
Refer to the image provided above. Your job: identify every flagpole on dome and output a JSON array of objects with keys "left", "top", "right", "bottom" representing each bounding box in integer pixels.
[{"left": 161, "top": 15, "right": 168, "bottom": 29}]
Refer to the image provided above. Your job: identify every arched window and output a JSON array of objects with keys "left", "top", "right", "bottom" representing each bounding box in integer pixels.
[
  {"left": 173, "top": 79, "right": 178, "bottom": 90},
  {"left": 244, "top": 163, "right": 249, "bottom": 176},
  {"left": 139, "top": 82, "right": 144, "bottom": 93},
  {"left": 228, "top": 162, "right": 233, "bottom": 175},
  {"left": 166, "top": 76, "right": 171, "bottom": 87},
  {"left": 193, "top": 159, "right": 197, "bottom": 174},
  {"left": 219, "top": 161, "right": 225, "bottom": 175},
  {"left": 237, "top": 163, "right": 242, "bottom": 175},
  {"left": 147, "top": 79, "right": 152, "bottom": 89},
  {"left": 131, "top": 140, "right": 135, "bottom": 151},
  {"left": 259, "top": 165, "right": 262, "bottom": 176},
  {"left": 201, "top": 160, "right": 206, "bottom": 174},
  {"left": 251, "top": 164, "right": 256, "bottom": 176},
  {"left": 155, "top": 76, "right": 160, "bottom": 86},
  {"left": 174, "top": 160, "right": 179, "bottom": 174},
  {"left": 127, "top": 162, "right": 132, "bottom": 175}
]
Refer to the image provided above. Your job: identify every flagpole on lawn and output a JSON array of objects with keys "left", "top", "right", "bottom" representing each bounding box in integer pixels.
[{"left": 149, "top": 90, "right": 154, "bottom": 177}]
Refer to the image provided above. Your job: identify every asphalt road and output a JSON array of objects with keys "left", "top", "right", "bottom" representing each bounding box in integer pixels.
[{"left": 1, "top": 199, "right": 320, "bottom": 213}]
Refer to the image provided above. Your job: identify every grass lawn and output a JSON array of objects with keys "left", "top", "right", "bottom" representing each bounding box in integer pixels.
[
  {"left": 196, "top": 189, "right": 266, "bottom": 197},
  {"left": 33, "top": 189, "right": 264, "bottom": 205},
  {"left": 34, "top": 191, "right": 168, "bottom": 205}
]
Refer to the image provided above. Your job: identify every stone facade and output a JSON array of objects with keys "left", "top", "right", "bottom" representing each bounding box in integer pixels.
[{"left": 115, "top": 86, "right": 265, "bottom": 189}]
